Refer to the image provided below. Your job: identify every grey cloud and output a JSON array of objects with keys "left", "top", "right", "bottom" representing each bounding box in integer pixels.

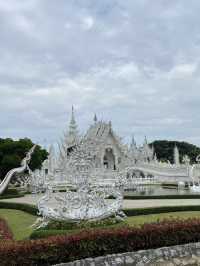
[{"left": 0, "top": 0, "right": 200, "bottom": 146}]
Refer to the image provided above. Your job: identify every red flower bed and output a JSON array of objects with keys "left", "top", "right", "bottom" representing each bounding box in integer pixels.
[
  {"left": 0, "top": 218, "right": 200, "bottom": 265},
  {"left": 0, "top": 218, "right": 13, "bottom": 241}
]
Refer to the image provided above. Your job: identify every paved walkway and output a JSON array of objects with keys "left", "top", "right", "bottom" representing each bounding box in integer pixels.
[{"left": 1, "top": 194, "right": 200, "bottom": 209}]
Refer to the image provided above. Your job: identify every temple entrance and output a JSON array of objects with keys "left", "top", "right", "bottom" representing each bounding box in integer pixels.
[{"left": 103, "top": 148, "right": 116, "bottom": 170}]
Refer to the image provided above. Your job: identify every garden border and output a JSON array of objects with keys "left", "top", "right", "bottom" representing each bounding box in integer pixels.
[
  {"left": 1, "top": 219, "right": 200, "bottom": 265},
  {"left": 124, "top": 194, "right": 200, "bottom": 200},
  {"left": 1, "top": 201, "right": 200, "bottom": 217},
  {"left": 0, "top": 202, "right": 38, "bottom": 215}
]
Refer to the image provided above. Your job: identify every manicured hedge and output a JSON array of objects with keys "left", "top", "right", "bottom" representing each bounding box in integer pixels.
[
  {"left": 30, "top": 218, "right": 124, "bottom": 240},
  {"left": 1, "top": 201, "right": 200, "bottom": 218},
  {"left": 2, "top": 188, "right": 20, "bottom": 195},
  {"left": 0, "top": 188, "right": 25, "bottom": 200},
  {"left": 0, "top": 194, "right": 25, "bottom": 200},
  {"left": 30, "top": 229, "right": 73, "bottom": 240},
  {"left": 124, "top": 194, "right": 200, "bottom": 200},
  {"left": 124, "top": 205, "right": 200, "bottom": 217},
  {"left": 0, "top": 218, "right": 13, "bottom": 240},
  {"left": 0, "top": 202, "right": 38, "bottom": 216},
  {"left": 1, "top": 219, "right": 200, "bottom": 265}
]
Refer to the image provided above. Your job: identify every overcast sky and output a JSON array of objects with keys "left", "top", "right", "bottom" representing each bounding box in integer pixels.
[{"left": 0, "top": 0, "right": 200, "bottom": 147}]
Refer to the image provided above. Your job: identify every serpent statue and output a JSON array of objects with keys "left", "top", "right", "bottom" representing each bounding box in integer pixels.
[{"left": 0, "top": 145, "right": 37, "bottom": 195}]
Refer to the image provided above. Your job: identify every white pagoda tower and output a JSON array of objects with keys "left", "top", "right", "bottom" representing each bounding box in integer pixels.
[
  {"left": 174, "top": 145, "right": 180, "bottom": 165},
  {"left": 58, "top": 106, "right": 80, "bottom": 169}
]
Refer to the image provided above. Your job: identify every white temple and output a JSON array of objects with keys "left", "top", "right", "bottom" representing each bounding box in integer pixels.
[
  {"left": 44, "top": 107, "right": 155, "bottom": 176},
  {"left": 28, "top": 108, "right": 200, "bottom": 224},
  {"left": 32, "top": 107, "right": 200, "bottom": 191}
]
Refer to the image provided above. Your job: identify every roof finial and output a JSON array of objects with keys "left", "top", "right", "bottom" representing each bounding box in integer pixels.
[
  {"left": 131, "top": 134, "right": 137, "bottom": 147},
  {"left": 71, "top": 105, "right": 75, "bottom": 123},
  {"left": 94, "top": 113, "right": 97, "bottom": 124},
  {"left": 66, "top": 105, "right": 79, "bottom": 145}
]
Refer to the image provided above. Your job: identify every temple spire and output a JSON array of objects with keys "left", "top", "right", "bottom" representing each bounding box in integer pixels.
[
  {"left": 144, "top": 136, "right": 148, "bottom": 145},
  {"left": 94, "top": 113, "right": 97, "bottom": 124},
  {"left": 174, "top": 144, "right": 180, "bottom": 165},
  {"left": 69, "top": 106, "right": 77, "bottom": 134},
  {"left": 64, "top": 106, "right": 79, "bottom": 148},
  {"left": 130, "top": 135, "right": 137, "bottom": 149}
]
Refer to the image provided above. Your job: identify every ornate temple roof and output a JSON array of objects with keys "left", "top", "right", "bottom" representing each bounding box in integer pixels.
[
  {"left": 84, "top": 120, "right": 128, "bottom": 155},
  {"left": 85, "top": 121, "right": 112, "bottom": 140}
]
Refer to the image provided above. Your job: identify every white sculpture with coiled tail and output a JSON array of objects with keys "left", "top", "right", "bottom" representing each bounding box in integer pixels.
[
  {"left": 0, "top": 145, "right": 36, "bottom": 195},
  {"left": 35, "top": 141, "right": 126, "bottom": 228}
]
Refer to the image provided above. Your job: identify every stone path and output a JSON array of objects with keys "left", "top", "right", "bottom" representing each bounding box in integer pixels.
[
  {"left": 1, "top": 194, "right": 200, "bottom": 209},
  {"left": 54, "top": 242, "right": 200, "bottom": 265}
]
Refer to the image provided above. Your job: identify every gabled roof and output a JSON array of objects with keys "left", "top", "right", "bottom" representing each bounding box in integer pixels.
[
  {"left": 84, "top": 121, "right": 128, "bottom": 154},
  {"left": 85, "top": 121, "right": 111, "bottom": 140}
]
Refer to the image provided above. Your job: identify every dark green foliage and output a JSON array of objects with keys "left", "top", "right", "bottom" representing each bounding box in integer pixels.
[
  {"left": 0, "top": 202, "right": 38, "bottom": 215},
  {"left": 124, "top": 194, "right": 200, "bottom": 200},
  {"left": 0, "top": 188, "right": 25, "bottom": 199},
  {"left": 2, "top": 201, "right": 200, "bottom": 219},
  {"left": 123, "top": 205, "right": 200, "bottom": 216},
  {"left": 30, "top": 218, "right": 124, "bottom": 239},
  {"left": 0, "top": 194, "right": 25, "bottom": 200},
  {"left": 0, "top": 138, "right": 48, "bottom": 179},
  {"left": 2, "top": 188, "right": 20, "bottom": 196},
  {"left": 44, "top": 218, "right": 121, "bottom": 230},
  {"left": 150, "top": 140, "right": 200, "bottom": 163}
]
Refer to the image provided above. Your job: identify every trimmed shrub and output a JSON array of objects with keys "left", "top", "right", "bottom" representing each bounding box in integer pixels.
[
  {"left": 43, "top": 217, "right": 122, "bottom": 230},
  {"left": 2, "top": 188, "right": 20, "bottom": 195},
  {"left": 1, "top": 218, "right": 200, "bottom": 265},
  {"left": 0, "top": 194, "right": 25, "bottom": 200},
  {"left": 0, "top": 218, "right": 13, "bottom": 240},
  {"left": 124, "top": 205, "right": 200, "bottom": 216},
  {"left": 30, "top": 229, "right": 75, "bottom": 240},
  {"left": 30, "top": 218, "right": 126, "bottom": 240},
  {"left": 1, "top": 201, "right": 200, "bottom": 218},
  {"left": 124, "top": 194, "right": 200, "bottom": 200},
  {"left": 0, "top": 188, "right": 25, "bottom": 199},
  {"left": 0, "top": 202, "right": 38, "bottom": 216}
]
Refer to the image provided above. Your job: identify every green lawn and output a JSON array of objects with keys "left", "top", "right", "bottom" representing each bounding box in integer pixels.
[
  {"left": 0, "top": 209, "right": 37, "bottom": 240},
  {"left": 1, "top": 209, "right": 200, "bottom": 240}
]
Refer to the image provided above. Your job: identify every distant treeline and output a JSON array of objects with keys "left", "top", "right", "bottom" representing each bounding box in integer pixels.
[{"left": 150, "top": 140, "right": 200, "bottom": 164}]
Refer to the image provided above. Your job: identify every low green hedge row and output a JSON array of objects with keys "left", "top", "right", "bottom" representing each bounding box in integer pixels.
[
  {"left": 124, "top": 194, "right": 200, "bottom": 200},
  {"left": 30, "top": 218, "right": 125, "bottom": 239},
  {"left": 124, "top": 205, "right": 200, "bottom": 216},
  {"left": 1, "top": 201, "right": 200, "bottom": 218},
  {"left": 0, "top": 194, "right": 25, "bottom": 200},
  {"left": 0, "top": 188, "right": 25, "bottom": 199},
  {"left": 0, "top": 202, "right": 38, "bottom": 215},
  {"left": 30, "top": 229, "right": 75, "bottom": 239},
  {"left": 2, "top": 188, "right": 20, "bottom": 195}
]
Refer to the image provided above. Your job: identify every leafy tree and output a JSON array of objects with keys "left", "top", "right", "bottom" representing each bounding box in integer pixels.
[
  {"left": 0, "top": 138, "right": 48, "bottom": 179},
  {"left": 150, "top": 140, "right": 200, "bottom": 164}
]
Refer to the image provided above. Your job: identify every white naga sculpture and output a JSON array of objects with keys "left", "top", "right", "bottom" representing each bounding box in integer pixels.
[
  {"left": 35, "top": 140, "right": 126, "bottom": 227},
  {"left": 0, "top": 145, "right": 36, "bottom": 195}
]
